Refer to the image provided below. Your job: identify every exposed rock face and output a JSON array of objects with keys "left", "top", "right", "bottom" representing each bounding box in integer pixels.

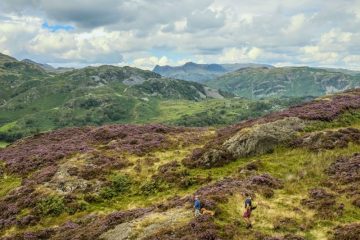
[
  {"left": 223, "top": 117, "right": 304, "bottom": 158},
  {"left": 204, "top": 86, "right": 224, "bottom": 99},
  {"left": 123, "top": 75, "right": 147, "bottom": 86},
  {"left": 184, "top": 117, "right": 304, "bottom": 168}
]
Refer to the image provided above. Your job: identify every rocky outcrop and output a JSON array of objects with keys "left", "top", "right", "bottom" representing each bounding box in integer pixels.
[
  {"left": 184, "top": 117, "right": 304, "bottom": 168},
  {"left": 223, "top": 117, "right": 304, "bottom": 158}
]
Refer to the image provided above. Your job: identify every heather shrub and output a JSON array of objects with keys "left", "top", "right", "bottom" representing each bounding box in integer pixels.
[
  {"left": 36, "top": 195, "right": 65, "bottom": 217},
  {"left": 332, "top": 223, "right": 360, "bottom": 240}
]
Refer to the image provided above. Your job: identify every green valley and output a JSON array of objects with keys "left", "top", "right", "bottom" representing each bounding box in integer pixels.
[{"left": 0, "top": 53, "right": 309, "bottom": 142}]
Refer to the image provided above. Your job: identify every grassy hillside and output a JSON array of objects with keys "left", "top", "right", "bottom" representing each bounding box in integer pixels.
[
  {"left": 0, "top": 89, "right": 359, "bottom": 239},
  {"left": 206, "top": 66, "right": 360, "bottom": 99},
  {"left": 0, "top": 54, "right": 242, "bottom": 142}
]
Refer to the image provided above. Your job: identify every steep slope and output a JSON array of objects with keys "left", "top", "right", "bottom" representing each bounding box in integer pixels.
[
  {"left": 153, "top": 62, "right": 272, "bottom": 83},
  {"left": 206, "top": 66, "right": 360, "bottom": 99},
  {"left": 0, "top": 53, "right": 47, "bottom": 104},
  {"left": 0, "top": 53, "right": 17, "bottom": 64},
  {"left": 21, "top": 59, "right": 75, "bottom": 73},
  {"left": 21, "top": 59, "right": 56, "bottom": 72},
  {"left": 0, "top": 89, "right": 359, "bottom": 240}
]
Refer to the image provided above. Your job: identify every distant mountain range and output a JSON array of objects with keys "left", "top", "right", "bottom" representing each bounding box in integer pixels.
[
  {"left": 153, "top": 62, "right": 273, "bottom": 83},
  {"left": 154, "top": 61, "right": 360, "bottom": 99},
  {"left": 206, "top": 66, "right": 360, "bottom": 99},
  {"left": 2, "top": 52, "right": 360, "bottom": 141}
]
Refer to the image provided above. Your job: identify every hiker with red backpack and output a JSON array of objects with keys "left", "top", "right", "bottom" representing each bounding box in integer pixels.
[{"left": 243, "top": 195, "right": 256, "bottom": 228}]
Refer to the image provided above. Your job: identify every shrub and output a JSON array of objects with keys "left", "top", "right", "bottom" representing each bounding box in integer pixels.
[
  {"left": 66, "top": 201, "right": 88, "bottom": 215},
  {"left": 84, "top": 193, "right": 103, "bottom": 203},
  {"left": 99, "top": 175, "right": 131, "bottom": 200},
  {"left": 36, "top": 195, "right": 65, "bottom": 217},
  {"left": 111, "top": 175, "right": 131, "bottom": 193},
  {"left": 99, "top": 187, "right": 118, "bottom": 199},
  {"left": 179, "top": 176, "right": 197, "bottom": 189},
  {"left": 140, "top": 180, "right": 164, "bottom": 196}
]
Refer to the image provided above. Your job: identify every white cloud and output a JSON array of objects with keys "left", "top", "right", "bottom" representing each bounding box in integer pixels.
[
  {"left": 218, "top": 47, "right": 263, "bottom": 63},
  {"left": 131, "top": 56, "right": 170, "bottom": 70},
  {"left": 0, "top": 0, "right": 360, "bottom": 70},
  {"left": 301, "top": 45, "right": 339, "bottom": 64},
  {"left": 282, "top": 14, "right": 305, "bottom": 34}
]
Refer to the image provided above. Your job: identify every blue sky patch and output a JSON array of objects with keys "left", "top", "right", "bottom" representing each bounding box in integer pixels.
[{"left": 42, "top": 22, "right": 75, "bottom": 32}]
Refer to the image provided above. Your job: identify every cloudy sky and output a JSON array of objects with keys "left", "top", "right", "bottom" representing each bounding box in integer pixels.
[{"left": 0, "top": 0, "right": 360, "bottom": 70}]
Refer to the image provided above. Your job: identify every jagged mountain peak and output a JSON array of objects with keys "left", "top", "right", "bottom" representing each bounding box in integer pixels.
[{"left": 153, "top": 62, "right": 273, "bottom": 82}]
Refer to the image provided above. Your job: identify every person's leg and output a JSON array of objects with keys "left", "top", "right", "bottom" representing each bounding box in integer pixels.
[
  {"left": 244, "top": 217, "right": 252, "bottom": 228},
  {"left": 247, "top": 217, "right": 252, "bottom": 228},
  {"left": 195, "top": 209, "right": 200, "bottom": 217}
]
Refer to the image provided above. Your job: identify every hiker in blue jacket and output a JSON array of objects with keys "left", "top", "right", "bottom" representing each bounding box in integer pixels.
[{"left": 194, "top": 195, "right": 201, "bottom": 217}]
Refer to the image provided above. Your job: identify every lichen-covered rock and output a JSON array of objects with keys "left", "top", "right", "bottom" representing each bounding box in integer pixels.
[
  {"left": 184, "top": 118, "right": 304, "bottom": 168},
  {"left": 224, "top": 117, "right": 304, "bottom": 158}
]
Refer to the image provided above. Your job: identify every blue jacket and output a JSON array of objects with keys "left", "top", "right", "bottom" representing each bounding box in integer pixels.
[
  {"left": 245, "top": 198, "right": 252, "bottom": 208},
  {"left": 194, "top": 199, "right": 201, "bottom": 209}
]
